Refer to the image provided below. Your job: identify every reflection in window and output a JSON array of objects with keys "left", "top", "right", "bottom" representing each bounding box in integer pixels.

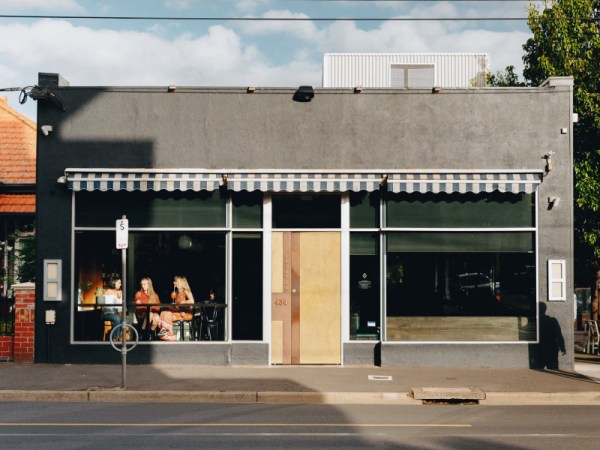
[
  {"left": 232, "top": 191, "right": 263, "bottom": 228},
  {"left": 350, "top": 191, "right": 380, "bottom": 229},
  {"left": 76, "top": 190, "right": 227, "bottom": 228},
  {"left": 386, "top": 250, "right": 536, "bottom": 341},
  {"left": 385, "top": 192, "right": 534, "bottom": 228}
]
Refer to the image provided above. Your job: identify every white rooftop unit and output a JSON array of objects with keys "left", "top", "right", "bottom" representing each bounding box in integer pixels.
[{"left": 323, "top": 53, "right": 490, "bottom": 88}]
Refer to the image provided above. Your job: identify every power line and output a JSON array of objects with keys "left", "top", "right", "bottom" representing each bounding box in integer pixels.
[{"left": 0, "top": 14, "right": 596, "bottom": 22}]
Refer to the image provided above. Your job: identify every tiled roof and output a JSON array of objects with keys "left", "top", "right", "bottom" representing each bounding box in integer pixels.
[
  {"left": 0, "top": 97, "right": 36, "bottom": 185},
  {"left": 0, "top": 194, "right": 35, "bottom": 213}
]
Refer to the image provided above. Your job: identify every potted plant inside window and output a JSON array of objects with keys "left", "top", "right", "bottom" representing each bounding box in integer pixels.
[{"left": 95, "top": 287, "right": 106, "bottom": 304}]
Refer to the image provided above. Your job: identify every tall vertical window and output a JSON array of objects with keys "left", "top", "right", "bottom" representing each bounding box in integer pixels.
[
  {"left": 232, "top": 233, "right": 263, "bottom": 340},
  {"left": 350, "top": 233, "right": 380, "bottom": 340}
]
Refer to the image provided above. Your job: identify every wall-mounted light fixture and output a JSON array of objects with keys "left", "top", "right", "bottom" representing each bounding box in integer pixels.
[
  {"left": 354, "top": 86, "right": 362, "bottom": 93},
  {"left": 41, "top": 125, "right": 53, "bottom": 136},
  {"left": 220, "top": 174, "right": 228, "bottom": 186},
  {"left": 57, "top": 175, "right": 67, "bottom": 184},
  {"left": 27, "top": 86, "right": 67, "bottom": 112},
  {"left": 431, "top": 86, "right": 442, "bottom": 94},
  {"left": 168, "top": 85, "right": 177, "bottom": 92},
  {"left": 247, "top": 86, "right": 256, "bottom": 93},
  {"left": 380, "top": 174, "right": 388, "bottom": 186},
  {"left": 293, "top": 85, "right": 315, "bottom": 102},
  {"left": 543, "top": 151, "right": 555, "bottom": 173}
]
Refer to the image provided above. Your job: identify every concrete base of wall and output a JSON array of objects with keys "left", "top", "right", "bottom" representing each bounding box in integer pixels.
[
  {"left": 343, "top": 342, "right": 380, "bottom": 365},
  {"left": 381, "top": 343, "right": 533, "bottom": 368},
  {"left": 58, "top": 342, "right": 270, "bottom": 365}
]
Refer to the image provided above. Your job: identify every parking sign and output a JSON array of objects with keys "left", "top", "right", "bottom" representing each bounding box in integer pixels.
[{"left": 116, "top": 218, "right": 128, "bottom": 249}]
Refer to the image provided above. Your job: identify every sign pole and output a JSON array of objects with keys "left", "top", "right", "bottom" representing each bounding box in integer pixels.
[{"left": 116, "top": 215, "right": 129, "bottom": 389}]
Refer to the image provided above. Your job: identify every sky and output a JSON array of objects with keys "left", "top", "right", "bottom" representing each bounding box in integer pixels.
[{"left": 0, "top": 0, "right": 540, "bottom": 121}]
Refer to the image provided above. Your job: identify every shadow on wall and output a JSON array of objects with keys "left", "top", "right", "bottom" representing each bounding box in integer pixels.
[{"left": 529, "top": 302, "right": 566, "bottom": 370}]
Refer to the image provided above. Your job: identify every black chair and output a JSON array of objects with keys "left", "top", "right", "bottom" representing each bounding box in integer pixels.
[{"left": 199, "top": 305, "right": 220, "bottom": 341}]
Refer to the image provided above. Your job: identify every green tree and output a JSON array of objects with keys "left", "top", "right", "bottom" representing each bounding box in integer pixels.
[
  {"left": 523, "top": 0, "right": 600, "bottom": 281},
  {"left": 486, "top": 65, "right": 527, "bottom": 87},
  {"left": 15, "top": 235, "right": 36, "bottom": 283}
]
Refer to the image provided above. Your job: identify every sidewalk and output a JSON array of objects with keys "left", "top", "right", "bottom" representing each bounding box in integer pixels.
[{"left": 0, "top": 356, "right": 598, "bottom": 405}]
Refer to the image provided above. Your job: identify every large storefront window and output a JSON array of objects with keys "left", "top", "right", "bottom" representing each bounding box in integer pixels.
[
  {"left": 75, "top": 230, "right": 226, "bottom": 341},
  {"left": 74, "top": 190, "right": 229, "bottom": 342},
  {"left": 384, "top": 191, "right": 536, "bottom": 342}
]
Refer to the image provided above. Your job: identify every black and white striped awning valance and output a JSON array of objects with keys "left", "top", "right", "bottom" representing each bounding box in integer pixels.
[
  {"left": 65, "top": 170, "right": 383, "bottom": 193},
  {"left": 64, "top": 170, "right": 542, "bottom": 194},
  {"left": 226, "top": 173, "right": 382, "bottom": 192},
  {"left": 66, "top": 171, "right": 222, "bottom": 192},
  {"left": 386, "top": 172, "right": 542, "bottom": 194}
]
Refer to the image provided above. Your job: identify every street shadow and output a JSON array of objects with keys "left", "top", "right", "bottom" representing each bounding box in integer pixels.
[
  {"left": 528, "top": 303, "right": 565, "bottom": 370},
  {"left": 539, "top": 368, "right": 600, "bottom": 384}
]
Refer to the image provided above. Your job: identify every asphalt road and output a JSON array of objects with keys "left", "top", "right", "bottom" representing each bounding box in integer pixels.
[{"left": 1, "top": 402, "right": 599, "bottom": 449}]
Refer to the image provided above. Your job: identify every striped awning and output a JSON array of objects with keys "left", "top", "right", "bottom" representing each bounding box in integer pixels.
[
  {"left": 64, "top": 170, "right": 542, "bottom": 194},
  {"left": 66, "top": 171, "right": 222, "bottom": 192},
  {"left": 226, "top": 173, "right": 382, "bottom": 192},
  {"left": 386, "top": 172, "right": 542, "bottom": 194}
]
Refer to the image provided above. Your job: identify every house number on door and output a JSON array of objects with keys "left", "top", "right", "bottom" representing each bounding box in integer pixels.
[{"left": 274, "top": 298, "right": 288, "bottom": 306}]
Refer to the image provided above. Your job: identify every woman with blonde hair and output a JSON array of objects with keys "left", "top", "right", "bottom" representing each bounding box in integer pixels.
[
  {"left": 134, "top": 277, "right": 160, "bottom": 334},
  {"left": 157, "top": 275, "right": 195, "bottom": 341}
]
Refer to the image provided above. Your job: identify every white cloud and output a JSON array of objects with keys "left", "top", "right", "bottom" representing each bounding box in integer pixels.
[
  {"left": 1, "top": 0, "right": 84, "bottom": 12},
  {"left": 238, "top": 9, "right": 318, "bottom": 40},
  {"left": 235, "top": 0, "right": 273, "bottom": 14},
  {"left": 0, "top": 8, "right": 534, "bottom": 121},
  {"left": 164, "top": 0, "right": 193, "bottom": 11},
  {"left": 0, "top": 19, "right": 318, "bottom": 89}
]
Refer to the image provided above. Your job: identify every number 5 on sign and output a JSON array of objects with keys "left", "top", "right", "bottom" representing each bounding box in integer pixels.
[{"left": 116, "top": 218, "right": 129, "bottom": 249}]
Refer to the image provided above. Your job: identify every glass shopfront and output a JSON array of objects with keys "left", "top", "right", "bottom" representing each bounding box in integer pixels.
[
  {"left": 384, "top": 192, "right": 536, "bottom": 342},
  {"left": 73, "top": 190, "right": 263, "bottom": 342},
  {"left": 72, "top": 185, "right": 537, "bottom": 345}
]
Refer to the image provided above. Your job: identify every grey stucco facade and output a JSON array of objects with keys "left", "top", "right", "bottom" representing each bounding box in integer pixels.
[{"left": 35, "top": 73, "right": 574, "bottom": 369}]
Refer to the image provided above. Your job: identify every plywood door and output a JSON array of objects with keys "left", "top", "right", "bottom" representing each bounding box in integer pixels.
[{"left": 271, "top": 232, "right": 341, "bottom": 365}]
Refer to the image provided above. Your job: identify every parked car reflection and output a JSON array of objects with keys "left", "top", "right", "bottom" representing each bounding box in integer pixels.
[{"left": 450, "top": 272, "right": 496, "bottom": 314}]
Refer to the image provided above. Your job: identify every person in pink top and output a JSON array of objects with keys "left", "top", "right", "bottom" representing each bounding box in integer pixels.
[{"left": 157, "top": 275, "right": 195, "bottom": 341}]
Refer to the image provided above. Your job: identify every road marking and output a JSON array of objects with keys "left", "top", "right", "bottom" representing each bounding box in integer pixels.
[{"left": 0, "top": 422, "right": 471, "bottom": 428}]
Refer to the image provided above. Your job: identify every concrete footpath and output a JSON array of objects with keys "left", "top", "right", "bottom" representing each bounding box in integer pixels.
[{"left": 0, "top": 357, "right": 598, "bottom": 405}]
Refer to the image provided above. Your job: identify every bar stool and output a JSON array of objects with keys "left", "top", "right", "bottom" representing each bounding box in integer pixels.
[
  {"left": 584, "top": 320, "right": 599, "bottom": 355},
  {"left": 172, "top": 320, "right": 192, "bottom": 341}
]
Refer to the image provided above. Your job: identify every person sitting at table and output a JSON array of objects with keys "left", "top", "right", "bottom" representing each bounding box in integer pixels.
[
  {"left": 102, "top": 277, "right": 123, "bottom": 340},
  {"left": 157, "top": 275, "right": 195, "bottom": 341},
  {"left": 134, "top": 277, "right": 160, "bottom": 334}
]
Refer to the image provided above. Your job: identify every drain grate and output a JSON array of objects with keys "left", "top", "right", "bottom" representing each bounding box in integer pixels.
[{"left": 411, "top": 387, "right": 485, "bottom": 405}]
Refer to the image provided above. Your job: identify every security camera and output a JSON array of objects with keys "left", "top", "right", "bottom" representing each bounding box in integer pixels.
[{"left": 41, "top": 125, "right": 53, "bottom": 136}]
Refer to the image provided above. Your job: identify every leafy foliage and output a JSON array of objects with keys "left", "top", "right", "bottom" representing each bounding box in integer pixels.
[
  {"left": 523, "top": 0, "right": 600, "bottom": 278},
  {"left": 486, "top": 66, "right": 527, "bottom": 87},
  {"left": 15, "top": 235, "right": 36, "bottom": 283}
]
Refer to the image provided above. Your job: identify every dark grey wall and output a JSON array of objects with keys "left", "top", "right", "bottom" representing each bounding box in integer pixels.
[{"left": 35, "top": 74, "right": 574, "bottom": 368}]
